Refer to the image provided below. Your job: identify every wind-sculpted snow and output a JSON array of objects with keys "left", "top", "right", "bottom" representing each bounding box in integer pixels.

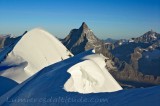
[
  {"left": 64, "top": 54, "right": 122, "bottom": 93},
  {"left": 0, "top": 50, "right": 160, "bottom": 106},
  {"left": 0, "top": 28, "right": 72, "bottom": 83}
]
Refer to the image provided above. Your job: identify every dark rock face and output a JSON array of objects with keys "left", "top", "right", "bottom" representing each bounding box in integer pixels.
[
  {"left": 0, "top": 31, "right": 26, "bottom": 50},
  {"left": 0, "top": 35, "right": 21, "bottom": 51},
  {"left": 62, "top": 22, "right": 105, "bottom": 55},
  {"left": 111, "top": 43, "right": 150, "bottom": 63},
  {"left": 109, "top": 30, "right": 160, "bottom": 85},
  {"left": 138, "top": 44, "right": 160, "bottom": 76},
  {"left": 0, "top": 36, "right": 6, "bottom": 48},
  {"left": 110, "top": 31, "right": 160, "bottom": 85}
]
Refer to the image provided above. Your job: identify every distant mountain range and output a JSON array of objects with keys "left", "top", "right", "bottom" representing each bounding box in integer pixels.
[
  {"left": 103, "top": 38, "right": 117, "bottom": 43},
  {"left": 62, "top": 22, "right": 160, "bottom": 87},
  {"left": 110, "top": 30, "right": 160, "bottom": 86}
]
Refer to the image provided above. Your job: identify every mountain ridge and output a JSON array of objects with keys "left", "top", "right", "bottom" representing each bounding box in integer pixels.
[{"left": 62, "top": 23, "right": 160, "bottom": 87}]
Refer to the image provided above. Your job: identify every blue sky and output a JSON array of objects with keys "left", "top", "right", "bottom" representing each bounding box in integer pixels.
[{"left": 0, "top": 0, "right": 160, "bottom": 39}]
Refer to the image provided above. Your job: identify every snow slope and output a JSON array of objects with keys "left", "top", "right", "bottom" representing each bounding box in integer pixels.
[
  {"left": 0, "top": 28, "right": 73, "bottom": 83},
  {"left": 0, "top": 50, "right": 159, "bottom": 106},
  {"left": 0, "top": 76, "right": 18, "bottom": 96}
]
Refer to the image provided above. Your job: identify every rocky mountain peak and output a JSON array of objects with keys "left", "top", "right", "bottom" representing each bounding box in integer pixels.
[
  {"left": 62, "top": 22, "right": 105, "bottom": 55},
  {"left": 144, "top": 30, "right": 156, "bottom": 36},
  {"left": 80, "top": 22, "right": 89, "bottom": 30},
  {"left": 140, "top": 30, "right": 159, "bottom": 42},
  {"left": 127, "top": 30, "right": 160, "bottom": 43}
]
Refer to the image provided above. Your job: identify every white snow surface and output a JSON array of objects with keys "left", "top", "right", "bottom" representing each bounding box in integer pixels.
[
  {"left": 64, "top": 54, "right": 122, "bottom": 93},
  {"left": 0, "top": 28, "right": 72, "bottom": 83},
  {"left": 0, "top": 50, "right": 159, "bottom": 106}
]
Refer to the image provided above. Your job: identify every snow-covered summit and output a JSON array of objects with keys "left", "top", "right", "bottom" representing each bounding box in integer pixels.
[{"left": 0, "top": 28, "right": 73, "bottom": 83}]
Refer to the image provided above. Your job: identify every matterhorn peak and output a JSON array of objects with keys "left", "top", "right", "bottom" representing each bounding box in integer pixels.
[
  {"left": 63, "top": 22, "right": 104, "bottom": 55},
  {"left": 80, "top": 22, "right": 89, "bottom": 30}
]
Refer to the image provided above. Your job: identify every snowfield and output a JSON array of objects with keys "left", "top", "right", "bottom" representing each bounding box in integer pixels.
[{"left": 0, "top": 50, "right": 160, "bottom": 106}]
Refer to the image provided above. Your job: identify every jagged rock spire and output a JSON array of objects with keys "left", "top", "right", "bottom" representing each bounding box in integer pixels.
[
  {"left": 79, "top": 22, "right": 89, "bottom": 30},
  {"left": 63, "top": 22, "right": 103, "bottom": 55}
]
